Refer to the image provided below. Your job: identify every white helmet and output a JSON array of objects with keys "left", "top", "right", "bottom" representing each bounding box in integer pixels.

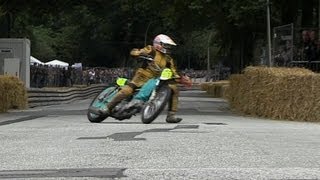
[{"left": 153, "top": 34, "right": 177, "bottom": 54}]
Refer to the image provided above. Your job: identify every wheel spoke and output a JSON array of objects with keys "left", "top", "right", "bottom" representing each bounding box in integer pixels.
[
  {"left": 144, "top": 103, "right": 156, "bottom": 119},
  {"left": 141, "top": 86, "right": 170, "bottom": 124}
]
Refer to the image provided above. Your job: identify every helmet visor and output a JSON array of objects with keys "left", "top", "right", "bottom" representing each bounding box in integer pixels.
[{"left": 161, "top": 43, "right": 175, "bottom": 54}]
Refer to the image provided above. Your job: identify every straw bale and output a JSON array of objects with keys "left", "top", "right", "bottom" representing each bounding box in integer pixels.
[
  {"left": 227, "top": 66, "right": 320, "bottom": 121},
  {"left": 0, "top": 75, "right": 27, "bottom": 112},
  {"left": 221, "top": 84, "right": 230, "bottom": 99},
  {"left": 243, "top": 66, "right": 314, "bottom": 76},
  {"left": 201, "top": 81, "right": 230, "bottom": 98},
  {"left": 200, "top": 82, "right": 211, "bottom": 91}
]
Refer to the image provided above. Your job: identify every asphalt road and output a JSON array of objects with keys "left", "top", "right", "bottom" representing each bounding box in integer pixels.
[{"left": 0, "top": 90, "right": 320, "bottom": 179}]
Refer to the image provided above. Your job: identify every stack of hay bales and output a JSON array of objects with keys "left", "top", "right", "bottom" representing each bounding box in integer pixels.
[
  {"left": 0, "top": 76, "right": 28, "bottom": 112},
  {"left": 201, "top": 80, "right": 230, "bottom": 98},
  {"left": 227, "top": 66, "right": 320, "bottom": 121}
]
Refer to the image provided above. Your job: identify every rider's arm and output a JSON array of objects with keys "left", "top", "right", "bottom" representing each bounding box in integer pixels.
[
  {"left": 168, "top": 58, "right": 192, "bottom": 86},
  {"left": 130, "top": 45, "right": 154, "bottom": 57},
  {"left": 167, "top": 57, "right": 180, "bottom": 79}
]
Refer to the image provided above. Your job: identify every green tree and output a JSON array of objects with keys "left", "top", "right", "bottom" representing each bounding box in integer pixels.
[{"left": 1, "top": 0, "right": 318, "bottom": 72}]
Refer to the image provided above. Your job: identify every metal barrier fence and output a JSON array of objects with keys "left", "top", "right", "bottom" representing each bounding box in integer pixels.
[
  {"left": 273, "top": 23, "right": 320, "bottom": 72},
  {"left": 273, "top": 23, "right": 294, "bottom": 66},
  {"left": 288, "top": 61, "right": 320, "bottom": 72}
]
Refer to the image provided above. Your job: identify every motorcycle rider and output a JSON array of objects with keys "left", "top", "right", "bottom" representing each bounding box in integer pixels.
[{"left": 100, "top": 34, "right": 183, "bottom": 123}]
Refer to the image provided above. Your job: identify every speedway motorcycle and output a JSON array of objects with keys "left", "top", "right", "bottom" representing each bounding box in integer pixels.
[{"left": 87, "top": 56, "right": 190, "bottom": 124}]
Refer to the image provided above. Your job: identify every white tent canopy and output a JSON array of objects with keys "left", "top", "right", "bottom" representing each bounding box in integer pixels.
[
  {"left": 30, "top": 56, "right": 44, "bottom": 65},
  {"left": 71, "top": 62, "right": 82, "bottom": 69},
  {"left": 45, "top": 59, "right": 69, "bottom": 67}
]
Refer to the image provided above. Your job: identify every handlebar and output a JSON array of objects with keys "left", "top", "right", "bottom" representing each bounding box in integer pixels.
[{"left": 138, "top": 55, "right": 154, "bottom": 61}]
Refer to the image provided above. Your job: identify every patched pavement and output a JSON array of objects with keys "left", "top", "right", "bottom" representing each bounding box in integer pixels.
[{"left": 1, "top": 90, "right": 320, "bottom": 179}]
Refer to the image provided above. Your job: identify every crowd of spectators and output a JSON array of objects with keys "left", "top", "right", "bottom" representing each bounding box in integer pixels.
[
  {"left": 182, "top": 63, "right": 231, "bottom": 82},
  {"left": 82, "top": 67, "right": 134, "bottom": 85},
  {"left": 30, "top": 64, "right": 76, "bottom": 88},
  {"left": 30, "top": 65, "right": 135, "bottom": 88},
  {"left": 274, "top": 29, "right": 320, "bottom": 66},
  {"left": 273, "top": 29, "right": 320, "bottom": 72},
  {"left": 297, "top": 30, "right": 320, "bottom": 62},
  {"left": 30, "top": 63, "right": 231, "bottom": 88}
]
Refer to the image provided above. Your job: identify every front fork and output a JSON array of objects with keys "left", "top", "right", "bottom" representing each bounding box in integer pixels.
[
  {"left": 148, "top": 80, "right": 169, "bottom": 102},
  {"left": 148, "top": 89, "right": 156, "bottom": 101}
]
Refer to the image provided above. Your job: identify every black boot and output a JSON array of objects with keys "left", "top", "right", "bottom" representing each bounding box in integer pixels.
[
  {"left": 166, "top": 111, "right": 182, "bottom": 123},
  {"left": 99, "top": 106, "right": 111, "bottom": 116},
  {"left": 88, "top": 106, "right": 110, "bottom": 116}
]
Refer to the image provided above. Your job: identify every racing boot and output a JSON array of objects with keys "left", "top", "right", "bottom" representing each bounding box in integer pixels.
[
  {"left": 99, "top": 106, "right": 111, "bottom": 116},
  {"left": 166, "top": 111, "right": 182, "bottom": 123},
  {"left": 126, "top": 99, "right": 144, "bottom": 113},
  {"left": 129, "top": 99, "right": 143, "bottom": 109},
  {"left": 88, "top": 106, "right": 110, "bottom": 116},
  {"left": 105, "top": 92, "right": 129, "bottom": 115}
]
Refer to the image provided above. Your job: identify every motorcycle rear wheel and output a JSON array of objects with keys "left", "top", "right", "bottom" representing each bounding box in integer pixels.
[
  {"left": 87, "top": 111, "right": 107, "bottom": 123},
  {"left": 87, "top": 87, "right": 117, "bottom": 123}
]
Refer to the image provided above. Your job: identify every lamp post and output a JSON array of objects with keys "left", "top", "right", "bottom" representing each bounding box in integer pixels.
[
  {"left": 206, "top": 32, "right": 213, "bottom": 82},
  {"left": 267, "top": 0, "right": 272, "bottom": 67},
  {"left": 319, "top": 0, "right": 320, "bottom": 40},
  {"left": 144, "top": 22, "right": 152, "bottom": 46}
]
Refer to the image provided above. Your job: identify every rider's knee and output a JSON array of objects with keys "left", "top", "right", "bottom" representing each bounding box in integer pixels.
[{"left": 120, "top": 85, "right": 134, "bottom": 96}]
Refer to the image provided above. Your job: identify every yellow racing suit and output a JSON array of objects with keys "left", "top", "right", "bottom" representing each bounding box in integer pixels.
[{"left": 107, "top": 45, "right": 180, "bottom": 112}]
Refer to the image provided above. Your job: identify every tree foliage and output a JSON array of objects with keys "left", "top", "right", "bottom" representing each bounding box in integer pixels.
[{"left": 0, "top": 0, "right": 318, "bottom": 72}]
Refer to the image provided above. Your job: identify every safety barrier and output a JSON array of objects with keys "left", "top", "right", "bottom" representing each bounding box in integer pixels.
[
  {"left": 27, "top": 84, "right": 108, "bottom": 108},
  {"left": 288, "top": 61, "right": 320, "bottom": 72},
  {"left": 27, "top": 83, "right": 201, "bottom": 108}
]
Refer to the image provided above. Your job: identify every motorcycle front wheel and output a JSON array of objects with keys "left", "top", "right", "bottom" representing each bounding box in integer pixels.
[{"left": 141, "top": 86, "right": 172, "bottom": 124}]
